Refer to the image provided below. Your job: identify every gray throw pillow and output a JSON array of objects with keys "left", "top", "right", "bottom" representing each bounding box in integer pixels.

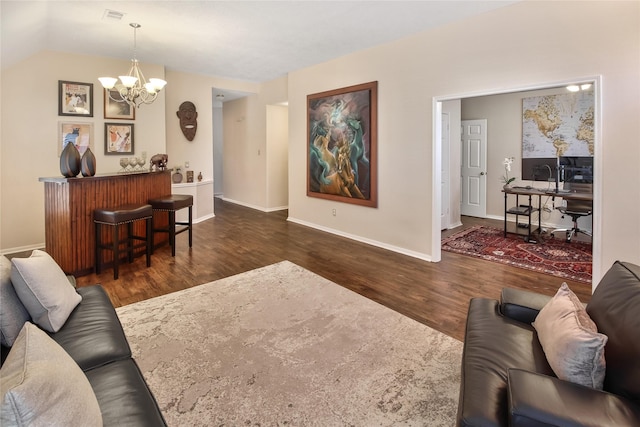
[
  {"left": 0, "top": 322, "right": 103, "bottom": 427},
  {"left": 0, "top": 255, "right": 30, "bottom": 347},
  {"left": 532, "top": 282, "right": 607, "bottom": 389},
  {"left": 10, "top": 250, "right": 81, "bottom": 333}
]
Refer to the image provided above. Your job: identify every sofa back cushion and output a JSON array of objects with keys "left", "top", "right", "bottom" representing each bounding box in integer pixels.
[
  {"left": 0, "top": 256, "right": 30, "bottom": 347},
  {"left": 587, "top": 261, "right": 640, "bottom": 404}
]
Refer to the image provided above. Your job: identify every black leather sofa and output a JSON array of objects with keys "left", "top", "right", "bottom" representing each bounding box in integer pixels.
[
  {"left": 457, "top": 261, "right": 640, "bottom": 426},
  {"left": 1, "top": 285, "right": 166, "bottom": 426}
]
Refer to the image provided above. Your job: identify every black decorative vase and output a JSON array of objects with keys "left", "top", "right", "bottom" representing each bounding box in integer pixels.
[
  {"left": 60, "top": 142, "right": 81, "bottom": 178},
  {"left": 81, "top": 147, "right": 96, "bottom": 177}
]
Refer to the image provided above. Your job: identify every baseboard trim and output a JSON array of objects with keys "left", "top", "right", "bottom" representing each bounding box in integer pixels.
[
  {"left": 220, "top": 197, "right": 288, "bottom": 213},
  {"left": 1, "top": 243, "right": 45, "bottom": 257},
  {"left": 286, "top": 216, "right": 433, "bottom": 263}
]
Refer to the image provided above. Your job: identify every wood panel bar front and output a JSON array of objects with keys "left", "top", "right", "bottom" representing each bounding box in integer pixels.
[{"left": 40, "top": 171, "right": 171, "bottom": 276}]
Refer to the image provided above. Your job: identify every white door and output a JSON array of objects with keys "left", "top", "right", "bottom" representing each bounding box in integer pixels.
[
  {"left": 441, "top": 113, "right": 450, "bottom": 230},
  {"left": 461, "top": 119, "right": 487, "bottom": 218}
]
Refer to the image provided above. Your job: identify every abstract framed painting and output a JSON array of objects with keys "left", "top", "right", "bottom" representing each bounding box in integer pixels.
[
  {"left": 58, "top": 80, "right": 93, "bottom": 117},
  {"left": 104, "top": 89, "right": 135, "bottom": 120},
  {"left": 104, "top": 123, "right": 134, "bottom": 155},
  {"left": 307, "top": 81, "right": 378, "bottom": 207},
  {"left": 58, "top": 122, "right": 94, "bottom": 156}
]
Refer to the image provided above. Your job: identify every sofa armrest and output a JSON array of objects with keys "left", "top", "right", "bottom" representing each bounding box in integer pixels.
[
  {"left": 500, "top": 288, "right": 551, "bottom": 324},
  {"left": 508, "top": 369, "right": 640, "bottom": 427}
]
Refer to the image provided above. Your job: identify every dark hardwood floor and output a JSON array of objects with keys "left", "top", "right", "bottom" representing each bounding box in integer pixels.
[{"left": 61, "top": 198, "right": 591, "bottom": 342}]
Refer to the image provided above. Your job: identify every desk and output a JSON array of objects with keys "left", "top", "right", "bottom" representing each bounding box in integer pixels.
[{"left": 502, "top": 186, "right": 593, "bottom": 242}]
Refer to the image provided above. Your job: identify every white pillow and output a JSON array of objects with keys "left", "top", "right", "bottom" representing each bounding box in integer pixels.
[
  {"left": 0, "top": 322, "right": 103, "bottom": 427},
  {"left": 1, "top": 256, "right": 30, "bottom": 347},
  {"left": 10, "top": 250, "right": 81, "bottom": 333},
  {"left": 532, "top": 282, "right": 608, "bottom": 389}
]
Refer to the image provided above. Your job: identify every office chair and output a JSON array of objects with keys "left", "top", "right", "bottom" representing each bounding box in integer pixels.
[{"left": 550, "top": 181, "right": 593, "bottom": 242}]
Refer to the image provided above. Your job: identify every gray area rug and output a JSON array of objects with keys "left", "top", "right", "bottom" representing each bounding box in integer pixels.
[{"left": 116, "top": 261, "right": 463, "bottom": 426}]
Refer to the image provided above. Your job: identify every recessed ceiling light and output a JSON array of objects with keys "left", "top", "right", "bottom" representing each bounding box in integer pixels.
[{"left": 566, "top": 85, "right": 580, "bottom": 92}]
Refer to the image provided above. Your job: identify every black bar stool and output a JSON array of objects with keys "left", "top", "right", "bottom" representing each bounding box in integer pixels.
[
  {"left": 148, "top": 194, "right": 193, "bottom": 256},
  {"left": 94, "top": 204, "right": 153, "bottom": 280}
]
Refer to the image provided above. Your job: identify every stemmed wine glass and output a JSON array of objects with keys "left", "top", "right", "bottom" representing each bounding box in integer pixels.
[
  {"left": 129, "top": 157, "right": 138, "bottom": 172},
  {"left": 137, "top": 156, "right": 146, "bottom": 172},
  {"left": 119, "top": 158, "right": 129, "bottom": 173}
]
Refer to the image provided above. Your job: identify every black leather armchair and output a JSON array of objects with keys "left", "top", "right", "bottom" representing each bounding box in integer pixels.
[{"left": 457, "top": 261, "right": 640, "bottom": 427}]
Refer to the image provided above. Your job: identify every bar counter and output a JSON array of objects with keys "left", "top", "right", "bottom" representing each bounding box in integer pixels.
[{"left": 39, "top": 171, "right": 171, "bottom": 276}]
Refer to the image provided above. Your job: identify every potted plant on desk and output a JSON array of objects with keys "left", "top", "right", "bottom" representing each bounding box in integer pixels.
[{"left": 502, "top": 157, "right": 515, "bottom": 189}]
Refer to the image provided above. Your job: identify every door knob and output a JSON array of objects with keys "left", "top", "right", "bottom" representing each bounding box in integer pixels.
[{"left": 480, "top": 172, "right": 485, "bottom": 176}]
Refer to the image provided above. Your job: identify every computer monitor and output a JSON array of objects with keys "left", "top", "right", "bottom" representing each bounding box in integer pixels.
[
  {"left": 522, "top": 157, "right": 556, "bottom": 182},
  {"left": 521, "top": 156, "right": 593, "bottom": 183},
  {"left": 560, "top": 156, "right": 593, "bottom": 183}
]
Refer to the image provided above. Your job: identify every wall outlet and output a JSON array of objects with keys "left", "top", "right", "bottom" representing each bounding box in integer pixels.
[{"left": 332, "top": 208, "right": 336, "bottom": 216}]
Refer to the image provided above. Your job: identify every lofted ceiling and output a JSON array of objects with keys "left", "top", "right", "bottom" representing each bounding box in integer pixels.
[{"left": 1, "top": 1, "right": 519, "bottom": 86}]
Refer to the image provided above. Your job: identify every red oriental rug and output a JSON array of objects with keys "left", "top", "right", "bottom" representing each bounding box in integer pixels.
[{"left": 441, "top": 226, "right": 592, "bottom": 284}]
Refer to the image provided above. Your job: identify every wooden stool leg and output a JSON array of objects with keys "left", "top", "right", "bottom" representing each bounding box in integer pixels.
[
  {"left": 169, "top": 210, "right": 177, "bottom": 256},
  {"left": 127, "top": 222, "right": 134, "bottom": 264},
  {"left": 113, "top": 224, "right": 120, "bottom": 280},
  {"left": 150, "top": 212, "right": 157, "bottom": 255},
  {"left": 188, "top": 205, "right": 193, "bottom": 248},
  {"left": 95, "top": 222, "right": 102, "bottom": 274},
  {"left": 146, "top": 216, "right": 152, "bottom": 267}
]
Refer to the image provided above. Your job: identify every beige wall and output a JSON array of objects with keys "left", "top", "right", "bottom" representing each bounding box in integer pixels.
[
  {"left": 266, "top": 105, "right": 289, "bottom": 210},
  {"left": 288, "top": 1, "right": 640, "bottom": 278},
  {"left": 0, "top": 51, "right": 166, "bottom": 252},
  {"left": 221, "top": 76, "right": 288, "bottom": 210},
  {"left": 164, "top": 70, "right": 260, "bottom": 184}
]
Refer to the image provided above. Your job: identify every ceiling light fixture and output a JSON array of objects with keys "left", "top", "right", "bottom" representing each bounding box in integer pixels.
[
  {"left": 98, "top": 23, "right": 166, "bottom": 109},
  {"left": 566, "top": 83, "right": 592, "bottom": 92},
  {"left": 216, "top": 94, "right": 225, "bottom": 101}
]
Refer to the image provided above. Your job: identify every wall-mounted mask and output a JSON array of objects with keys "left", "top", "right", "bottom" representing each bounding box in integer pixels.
[{"left": 177, "top": 101, "right": 198, "bottom": 141}]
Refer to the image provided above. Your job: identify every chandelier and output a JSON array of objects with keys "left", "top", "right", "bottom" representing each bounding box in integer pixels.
[{"left": 98, "top": 23, "right": 166, "bottom": 108}]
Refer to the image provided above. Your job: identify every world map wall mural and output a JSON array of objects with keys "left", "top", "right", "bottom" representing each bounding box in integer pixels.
[
  {"left": 521, "top": 90, "right": 594, "bottom": 182},
  {"left": 522, "top": 91, "right": 594, "bottom": 158}
]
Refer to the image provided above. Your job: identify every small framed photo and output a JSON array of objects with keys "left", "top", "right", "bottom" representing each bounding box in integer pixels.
[
  {"left": 59, "top": 80, "right": 93, "bottom": 117},
  {"left": 104, "top": 89, "right": 135, "bottom": 120},
  {"left": 186, "top": 171, "right": 194, "bottom": 183},
  {"left": 105, "top": 123, "right": 134, "bottom": 155},
  {"left": 58, "top": 122, "right": 94, "bottom": 156}
]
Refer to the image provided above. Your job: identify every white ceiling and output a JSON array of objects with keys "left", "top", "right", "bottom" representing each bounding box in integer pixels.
[{"left": 1, "top": 1, "right": 520, "bottom": 82}]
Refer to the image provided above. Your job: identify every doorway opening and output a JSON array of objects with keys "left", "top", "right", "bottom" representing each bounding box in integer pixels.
[{"left": 432, "top": 76, "right": 602, "bottom": 284}]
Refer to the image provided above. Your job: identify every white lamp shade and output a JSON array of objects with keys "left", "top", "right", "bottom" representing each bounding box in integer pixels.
[
  {"left": 119, "top": 75, "right": 138, "bottom": 88},
  {"left": 144, "top": 82, "right": 157, "bottom": 94},
  {"left": 98, "top": 77, "right": 118, "bottom": 89},
  {"left": 149, "top": 78, "right": 167, "bottom": 91}
]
